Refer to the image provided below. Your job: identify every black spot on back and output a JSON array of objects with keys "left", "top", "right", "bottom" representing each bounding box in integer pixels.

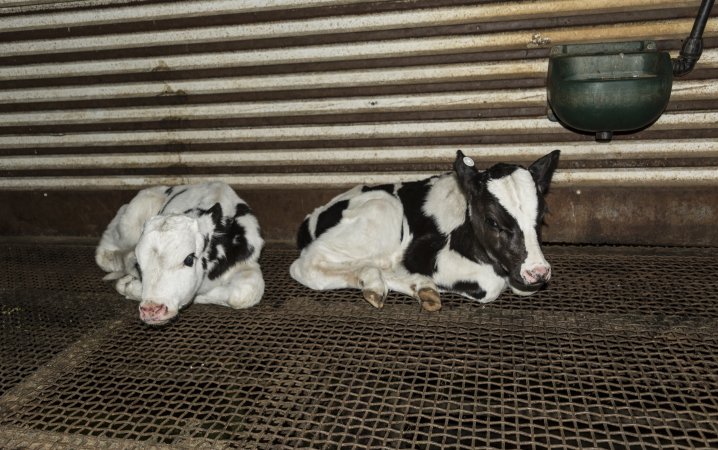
[
  {"left": 315, "top": 199, "right": 349, "bottom": 240},
  {"left": 397, "top": 177, "right": 446, "bottom": 276},
  {"left": 362, "top": 183, "right": 395, "bottom": 195},
  {"left": 164, "top": 187, "right": 174, "bottom": 195},
  {"left": 297, "top": 217, "right": 312, "bottom": 250}
]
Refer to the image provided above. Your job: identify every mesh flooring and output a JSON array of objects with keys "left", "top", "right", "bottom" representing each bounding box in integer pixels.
[{"left": 1, "top": 242, "right": 717, "bottom": 449}]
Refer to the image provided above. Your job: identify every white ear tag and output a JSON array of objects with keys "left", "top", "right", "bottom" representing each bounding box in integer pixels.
[{"left": 462, "top": 156, "right": 475, "bottom": 167}]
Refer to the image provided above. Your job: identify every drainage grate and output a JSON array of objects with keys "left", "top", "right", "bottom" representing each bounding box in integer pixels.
[
  {"left": 0, "top": 291, "right": 131, "bottom": 397},
  {"left": 0, "top": 243, "right": 112, "bottom": 295},
  {"left": 1, "top": 243, "right": 717, "bottom": 449}
]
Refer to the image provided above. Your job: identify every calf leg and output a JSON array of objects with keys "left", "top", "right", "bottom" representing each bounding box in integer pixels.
[
  {"left": 358, "top": 266, "right": 388, "bottom": 309},
  {"left": 96, "top": 186, "right": 168, "bottom": 275},
  {"left": 290, "top": 257, "right": 358, "bottom": 291},
  {"left": 96, "top": 204, "right": 130, "bottom": 274},
  {"left": 291, "top": 192, "right": 405, "bottom": 308},
  {"left": 291, "top": 258, "right": 388, "bottom": 308},
  {"left": 195, "top": 261, "right": 264, "bottom": 309},
  {"left": 385, "top": 271, "right": 442, "bottom": 312},
  {"left": 116, "top": 274, "right": 142, "bottom": 301}
]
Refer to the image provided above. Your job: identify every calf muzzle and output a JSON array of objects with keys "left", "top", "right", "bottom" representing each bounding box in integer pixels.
[
  {"left": 520, "top": 265, "right": 552, "bottom": 286},
  {"left": 139, "top": 302, "right": 173, "bottom": 325}
]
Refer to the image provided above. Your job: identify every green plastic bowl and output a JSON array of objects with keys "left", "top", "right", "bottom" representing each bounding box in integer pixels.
[{"left": 547, "top": 41, "right": 673, "bottom": 141}]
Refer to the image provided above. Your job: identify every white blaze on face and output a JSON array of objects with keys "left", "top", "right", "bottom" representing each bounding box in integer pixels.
[
  {"left": 134, "top": 215, "right": 206, "bottom": 321},
  {"left": 486, "top": 169, "right": 550, "bottom": 284}
]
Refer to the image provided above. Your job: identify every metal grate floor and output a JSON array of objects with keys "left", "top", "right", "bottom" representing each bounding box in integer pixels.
[{"left": 1, "top": 242, "right": 717, "bottom": 449}]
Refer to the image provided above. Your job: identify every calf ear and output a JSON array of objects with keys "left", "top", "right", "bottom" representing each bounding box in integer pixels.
[
  {"left": 453, "top": 150, "right": 481, "bottom": 196},
  {"left": 207, "top": 202, "right": 223, "bottom": 226},
  {"left": 197, "top": 203, "right": 223, "bottom": 238},
  {"left": 529, "top": 150, "right": 560, "bottom": 195}
]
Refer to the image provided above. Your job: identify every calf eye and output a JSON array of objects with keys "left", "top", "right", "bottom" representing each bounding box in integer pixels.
[
  {"left": 134, "top": 262, "right": 143, "bottom": 281},
  {"left": 486, "top": 218, "right": 500, "bottom": 230},
  {"left": 183, "top": 253, "right": 195, "bottom": 267}
]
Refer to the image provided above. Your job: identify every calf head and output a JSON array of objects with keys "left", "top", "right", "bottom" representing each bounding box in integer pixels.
[
  {"left": 134, "top": 205, "right": 218, "bottom": 325},
  {"left": 454, "top": 150, "right": 560, "bottom": 293}
]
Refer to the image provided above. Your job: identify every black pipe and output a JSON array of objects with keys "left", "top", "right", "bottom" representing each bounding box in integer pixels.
[{"left": 672, "top": 0, "right": 715, "bottom": 76}]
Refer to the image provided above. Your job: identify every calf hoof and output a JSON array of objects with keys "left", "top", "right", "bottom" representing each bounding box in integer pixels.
[
  {"left": 95, "top": 248, "right": 123, "bottom": 273},
  {"left": 116, "top": 275, "right": 141, "bottom": 301},
  {"left": 362, "top": 289, "right": 385, "bottom": 309},
  {"left": 418, "top": 288, "right": 442, "bottom": 312}
]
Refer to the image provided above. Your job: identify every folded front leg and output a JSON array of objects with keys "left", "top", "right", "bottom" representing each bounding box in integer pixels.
[
  {"left": 116, "top": 274, "right": 142, "bottom": 301},
  {"left": 195, "top": 261, "right": 264, "bottom": 309}
]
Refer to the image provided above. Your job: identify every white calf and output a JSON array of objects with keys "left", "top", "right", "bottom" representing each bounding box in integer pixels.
[{"left": 96, "top": 181, "right": 264, "bottom": 325}]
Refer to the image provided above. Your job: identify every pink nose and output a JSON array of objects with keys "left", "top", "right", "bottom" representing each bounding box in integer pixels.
[
  {"left": 521, "top": 265, "right": 551, "bottom": 285},
  {"left": 139, "top": 302, "right": 169, "bottom": 323}
]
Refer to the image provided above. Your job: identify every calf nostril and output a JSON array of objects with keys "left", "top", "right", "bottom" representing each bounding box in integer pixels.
[
  {"left": 533, "top": 266, "right": 551, "bottom": 281},
  {"left": 522, "top": 265, "right": 551, "bottom": 284},
  {"left": 140, "top": 303, "right": 165, "bottom": 316},
  {"left": 521, "top": 269, "right": 537, "bottom": 283}
]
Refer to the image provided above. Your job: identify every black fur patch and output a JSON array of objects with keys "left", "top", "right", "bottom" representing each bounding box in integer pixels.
[
  {"left": 235, "top": 203, "right": 252, "bottom": 217},
  {"left": 190, "top": 203, "right": 223, "bottom": 227},
  {"left": 450, "top": 214, "right": 481, "bottom": 262},
  {"left": 451, "top": 280, "right": 486, "bottom": 300},
  {"left": 449, "top": 207, "right": 508, "bottom": 278},
  {"left": 397, "top": 177, "right": 446, "bottom": 276},
  {"left": 486, "top": 163, "right": 519, "bottom": 180},
  {"left": 315, "top": 199, "right": 349, "bottom": 239},
  {"left": 206, "top": 204, "right": 255, "bottom": 280},
  {"left": 297, "top": 218, "right": 312, "bottom": 250},
  {"left": 134, "top": 262, "right": 143, "bottom": 281},
  {"left": 164, "top": 187, "right": 174, "bottom": 195},
  {"left": 208, "top": 203, "right": 223, "bottom": 228},
  {"left": 362, "top": 183, "right": 395, "bottom": 195}
]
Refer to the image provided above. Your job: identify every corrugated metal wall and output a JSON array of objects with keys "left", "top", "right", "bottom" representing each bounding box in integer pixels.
[{"left": 0, "top": 0, "right": 717, "bottom": 245}]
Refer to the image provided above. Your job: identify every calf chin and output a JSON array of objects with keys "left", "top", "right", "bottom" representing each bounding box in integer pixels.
[{"left": 508, "top": 279, "right": 546, "bottom": 296}]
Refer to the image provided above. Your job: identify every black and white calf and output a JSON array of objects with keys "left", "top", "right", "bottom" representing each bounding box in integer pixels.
[
  {"left": 96, "top": 182, "right": 264, "bottom": 325},
  {"left": 290, "top": 150, "right": 560, "bottom": 311}
]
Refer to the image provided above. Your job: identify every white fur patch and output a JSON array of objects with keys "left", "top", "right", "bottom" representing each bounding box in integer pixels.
[
  {"left": 432, "top": 246, "right": 507, "bottom": 302},
  {"left": 291, "top": 188, "right": 406, "bottom": 290},
  {"left": 423, "top": 175, "right": 466, "bottom": 235}
]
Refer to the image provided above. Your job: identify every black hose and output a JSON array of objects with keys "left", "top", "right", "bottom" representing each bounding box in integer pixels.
[{"left": 672, "top": 0, "right": 715, "bottom": 76}]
